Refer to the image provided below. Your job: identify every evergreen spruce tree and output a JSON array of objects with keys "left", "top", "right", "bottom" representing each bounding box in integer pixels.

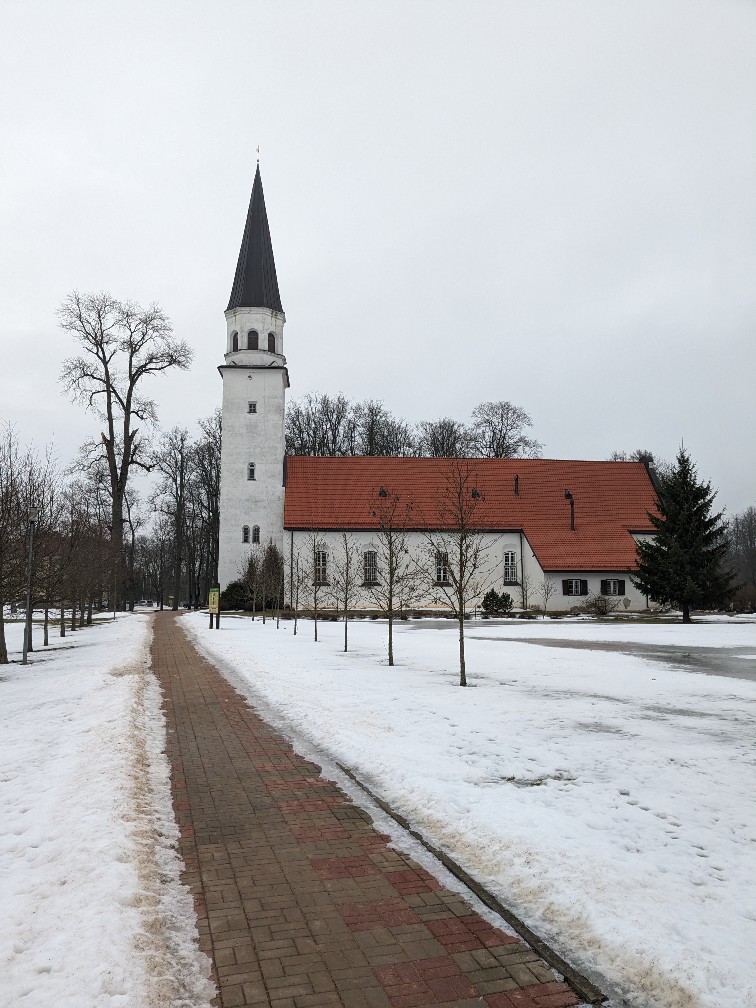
[{"left": 633, "top": 448, "right": 735, "bottom": 622}]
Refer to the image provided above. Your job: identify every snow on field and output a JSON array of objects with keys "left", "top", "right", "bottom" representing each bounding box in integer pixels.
[
  {"left": 0, "top": 615, "right": 214, "bottom": 1008},
  {"left": 183, "top": 612, "right": 756, "bottom": 1008}
]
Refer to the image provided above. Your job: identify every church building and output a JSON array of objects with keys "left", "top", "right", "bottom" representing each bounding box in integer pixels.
[{"left": 218, "top": 167, "right": 658, "bottom": 612}]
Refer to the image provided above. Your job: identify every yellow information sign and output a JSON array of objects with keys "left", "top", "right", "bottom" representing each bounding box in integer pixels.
[{"left": 208, "top": 587, "right": 220, "bottom": 614}]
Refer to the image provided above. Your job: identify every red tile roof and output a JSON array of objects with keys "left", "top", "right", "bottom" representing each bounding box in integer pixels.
[{"left": 283, "top": 456, "right": 658, "bottom": 572}]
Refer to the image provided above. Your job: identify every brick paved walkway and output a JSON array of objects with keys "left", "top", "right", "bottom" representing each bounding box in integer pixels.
[{"left": 153, "top": 613, "right": 581, "bottom": 1008}]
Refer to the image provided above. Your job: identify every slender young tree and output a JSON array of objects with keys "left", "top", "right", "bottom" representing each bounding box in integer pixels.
[
  {"left": 366, "top": 488, "right": 424, "bottom": 666},
  {"left": 538, "top": 577, "right": 557, "bottom": 617},
  {"left": 421, "top": 460, "right": 501, "bottom": 686},
  {"left": 59, "top": 292, "right": 191, "bottom": 604},
  {"left": 633, "top": 448, "right": 735, "bottom": 623},
  {"left": 330, "top": 532, "right": 363, "bottom": 652},
  {"left": 289, "top": 546, "right": 310, "bottom": 636}
]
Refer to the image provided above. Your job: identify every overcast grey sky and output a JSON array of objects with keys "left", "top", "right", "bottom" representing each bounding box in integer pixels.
[{"left": 1, "top": 0, "right": 754, "bottom": 513}]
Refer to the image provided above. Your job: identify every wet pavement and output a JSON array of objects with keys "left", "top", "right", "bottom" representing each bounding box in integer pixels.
[{"left": 469, "top": 636, "right": 756, "bottom": 682}]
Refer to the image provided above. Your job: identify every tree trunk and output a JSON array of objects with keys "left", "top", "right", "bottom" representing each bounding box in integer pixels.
[
  {"left": 344, "top": 613, "right": 348, "bottom": 652},
  {"left": 682, "top": 603, "right": 692, "bottom": 623},
  {"left": 458, "top": 611, "right": 467, "bottom": 687},
  {"left": 172, "top": 516, "right": 183, "bottom": 612},
  {"left": 0, "top": 599, "right": 7, "bottom": 664},
  {"left": 87, "top": 595, "right": 93, "bottom": 626},
  {"left": 388, "top": 589, "right": 394, "bottom": 666},
  {"left": 60, "top": 599, "right": 66, "bottom": 638},
  {"left": 44, "top": 603, "right": 49, "bottom": 647},
  {"left": 111, "top": 501, "right": 125, "bottom": 612}
]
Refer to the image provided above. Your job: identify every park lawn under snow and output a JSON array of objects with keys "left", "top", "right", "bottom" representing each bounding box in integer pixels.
[
  {"left": 0, "top": 615, "right": 214, "bottom": 1008},
  {"left": 183, "top": 612, "right": 756, "bottom": 1008}
]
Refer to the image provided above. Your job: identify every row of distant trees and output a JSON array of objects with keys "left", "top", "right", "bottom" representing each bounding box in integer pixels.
[{"left": 285, "top": 393, "right": 543, "bottom": 459}]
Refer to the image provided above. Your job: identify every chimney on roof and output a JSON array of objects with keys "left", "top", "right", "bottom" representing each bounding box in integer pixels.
[
  {"left": 514, "top": 475, "right": 519, "bottom": 496},
  {"left": 564, "top": 490, "right": 575, "bottom": 531}
]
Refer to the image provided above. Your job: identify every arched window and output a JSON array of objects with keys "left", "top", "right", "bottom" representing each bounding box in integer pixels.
[
  {"left": 231, "top": 331, "right": 239, "bottom": 352},
  {"left": 242, "top": 525, "right": 250, "bottom": 543},
  {"left": 247, "top": 462, "right": 256, "bottom": 480},
  {"left": 247, "top": 330, "right": 258, "bottom": 350},
  {"left": 267, "top": 332, "right": 276, "bottom": 353},
  {"left": 252, "top": 525, "right": 260, "bottom": 544}
]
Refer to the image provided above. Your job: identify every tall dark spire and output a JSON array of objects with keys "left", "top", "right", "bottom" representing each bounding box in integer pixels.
[{"left": 226, "top": 164, "right": 283, "bottom": 313}]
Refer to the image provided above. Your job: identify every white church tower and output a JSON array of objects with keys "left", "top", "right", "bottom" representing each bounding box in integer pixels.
[{"left": 218, "top": 164, "right": 289, "bottom": 589}]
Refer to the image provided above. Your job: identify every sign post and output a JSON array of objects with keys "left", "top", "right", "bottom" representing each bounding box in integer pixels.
[{"left": 208, "top": 587, "right": 220, "bottom": 629}]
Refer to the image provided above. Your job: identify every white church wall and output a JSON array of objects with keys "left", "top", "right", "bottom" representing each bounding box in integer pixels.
[
  {"left": 285, "top": 529, "right": 543, "bottom": 612},
  {"left": 283, "top": 529, "right": 650, "bottom": 613}
]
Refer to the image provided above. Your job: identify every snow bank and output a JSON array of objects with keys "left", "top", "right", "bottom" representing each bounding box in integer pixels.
[
  {"left": 183, "top": 612, "right": 756, "bottom": 1008},
  {"left": 0, "top": 616, "right": 214, "bottom": 1008}
]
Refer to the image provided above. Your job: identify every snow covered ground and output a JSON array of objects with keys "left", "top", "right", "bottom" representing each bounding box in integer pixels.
[
  {"left": 184, "top": 612, "right": 756, "bottom": 1008},
  {"left": 0, "top": 615, "right": 214, "bottom": 1008}
]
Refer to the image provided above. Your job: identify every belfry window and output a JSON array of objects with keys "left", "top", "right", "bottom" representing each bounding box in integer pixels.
[
  {"left": 267, "top": 332, "right": 276, "bottom": 353},
  {"left": 231, "top": 331, "right": 239, "bottom": 352},
  {"left": 252, "top": 525, "right": 260, "bottom": 544},
  {"left": 248, "top": 330, "right": 258, "bottom": 350},
  {"left": 247, "top": 462, "right": 256, "bottom": 480},
  {"left": 242, "top": 525, "right": 250, "bottom": 544},
  {"left": 248, "top": 401, "right": 257, "bottom": 414}
]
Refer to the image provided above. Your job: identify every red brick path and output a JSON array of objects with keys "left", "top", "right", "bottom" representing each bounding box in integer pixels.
[{"left": 153, "top": 613, "right": 579, "bottom": 1008}]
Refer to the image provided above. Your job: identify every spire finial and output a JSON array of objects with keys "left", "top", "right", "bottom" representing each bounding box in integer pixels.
[{"left": 256, "top": 145, "right": 261, "bottom": 164}]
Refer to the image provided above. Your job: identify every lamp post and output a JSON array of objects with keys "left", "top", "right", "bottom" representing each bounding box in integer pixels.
[{"left": 22, "top": 506, "right": 39, "bottom": 665}]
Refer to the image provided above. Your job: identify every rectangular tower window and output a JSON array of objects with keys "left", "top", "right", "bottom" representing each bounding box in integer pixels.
[
  {"left": 248, "top": 401, "right": 257, "bottom": 414},
  {"left": 247, "top": 462, "right": 256, "bottom": 480}
]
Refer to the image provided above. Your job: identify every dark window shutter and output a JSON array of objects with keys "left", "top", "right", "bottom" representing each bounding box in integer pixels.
[
  {"left": 580, "top": 579, "right": 589, "bottom": 595},
  {"left": 618, "top": 579, "right": 626, "bottom": 595},
  {"left": 562, "top": 579, "right": 569, "bottom": 595},
  {"left": 600, "top": 579, "right": 608, "bottom": 595}
]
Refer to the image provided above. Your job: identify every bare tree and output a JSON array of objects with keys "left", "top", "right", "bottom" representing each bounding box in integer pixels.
[
  {"left": 192, "top": 409, "right": 222, "bottom": 595},
  {"left": 150, "top": 427, "right": 193, "bottom": 611},
  {"left": 330, "top": 532, "right": 363, "bottom": 652},
  {"left": 520, "top": 572, "right": 535, "bottom": 611},
  {"left": 303, "top": 531, "right": 329, "bottom": 642},
  {"left": 260, "top": 541, "right": 285, "bottom": 625},
  {"left": 59, "top": 292, "right": 191, "bottom": 604},
  {"left": 239, "top": 545, "right": 264, "bottom": 618},
  {"left": 416, "top": 417, "right": 472, "bottom": 458},
  {"left": 289, "top": 545, "right": 310, "bottom": 635},
  {"left": 352, "top": 401, "right": 416, "bottom": 457},
  {"left": 538, "top": 577, "right": 557, "bottom": 617},
  {"left": 470, "top": 401, "right": 542, "bottom": 458},
  {"left": 421, "top": 460, "right": 501, "bottom": 686},
  {"left": 366, "top": 488, "right": 424, "bottom": 666}
]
